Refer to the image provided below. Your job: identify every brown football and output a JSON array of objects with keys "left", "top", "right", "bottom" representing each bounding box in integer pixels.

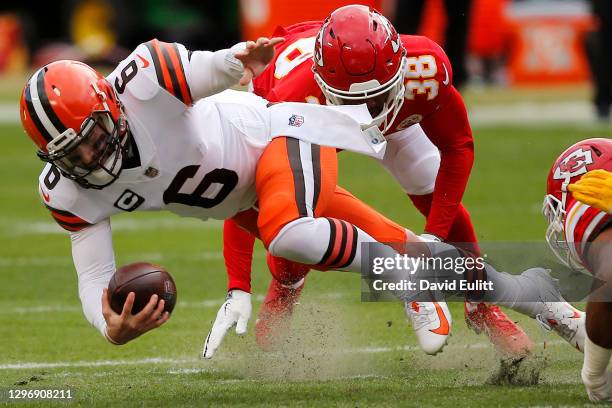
[{"left": 107, "top": 262, "right": 177, "bottom": 315}]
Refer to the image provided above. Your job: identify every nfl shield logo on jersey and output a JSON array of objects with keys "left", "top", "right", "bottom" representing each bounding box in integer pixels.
[{"left": 288, "top": 114, "right": 304, "bottom": 127}]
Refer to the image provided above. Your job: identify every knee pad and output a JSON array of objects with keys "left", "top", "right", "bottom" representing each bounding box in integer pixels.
[{"left": 268, "top": 217, "right": 331, "bottom": 265}]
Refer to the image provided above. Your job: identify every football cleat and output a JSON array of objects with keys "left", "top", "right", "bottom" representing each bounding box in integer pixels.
[
  {"left": 255, "top": 277, "right": 305, "bottom": 351},
  {"left": 465, "top": 302, "right": 534, "bottom": 358},
  {"left": 404, "top": 300, "right": 451, "bottom": 355},
  {"left": 525, "top": 268, "right": 586, "bottom": 352},
  {"left": 536, "top": 303, "right": 585, "bottom": 352}
]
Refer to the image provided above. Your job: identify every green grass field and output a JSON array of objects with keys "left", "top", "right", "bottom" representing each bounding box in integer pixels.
[{"left": 1, "top": 87, "right": 611, "bottom": 406}]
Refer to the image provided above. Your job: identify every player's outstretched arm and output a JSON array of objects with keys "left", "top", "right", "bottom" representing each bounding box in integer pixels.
[
  {"left": 569, "top": 169, "right": 612, "bottom": 214},
  {"left": 186, "top": 37, "right": 283, "bottom": 101},
  {"left": 70, "top": 219, "right": 169, "bottom": 344}
]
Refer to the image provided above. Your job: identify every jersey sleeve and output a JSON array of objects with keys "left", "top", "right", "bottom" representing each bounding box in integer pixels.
[
  {"left": 223, "top": 218, "right": 255, "bottom": 293},
  {"left": 43, "top": 201, "right": 92, "bottom": 232},
  {"left": 38, "top": 165, "right": 93, "bottom": 232},
  {"left": 565, "top": 200, "right": 612, "bottom": 267},
  {"left": 37, "top": 164, "right": 114, "bottom": 338},
  {"left": 70, "top": 218, "right": 116, "bottom": 338},
  {"left": 418, "top": 86, "right": 474, "bottom": 240},
  {"left": 118, "top": 39, "right": 246, "bottom": 106},
  {"left": 141, "top": 39, "right": 194, "bottom": 105}
]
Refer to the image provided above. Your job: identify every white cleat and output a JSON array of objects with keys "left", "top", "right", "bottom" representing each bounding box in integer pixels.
[
  {"left": 523, "top": 268, "right": 586, "bottom": 352},
  {"left": 582, "top": 371, "right": 612, "bottom": 403},
  {"left": 536, "top": 302, "right": 586, "bottom": 352},
  {"left": 404, "top": 300, "right": 452, "bottom": 355}
]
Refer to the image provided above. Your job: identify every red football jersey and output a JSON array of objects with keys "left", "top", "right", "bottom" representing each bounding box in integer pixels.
[
  {"left": 564, "top": 198, "right": 612, "bottom": 269},
  {"left": 254, "top": 23, "right": 454, "bottom": 131},
  {"left": 253, "top": 22, "right": 474, "bottom": 240}
]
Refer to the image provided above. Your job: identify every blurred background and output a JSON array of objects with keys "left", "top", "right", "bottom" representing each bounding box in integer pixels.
[{"left": 0, "top": 0, "right": 610, "bottom": 122}]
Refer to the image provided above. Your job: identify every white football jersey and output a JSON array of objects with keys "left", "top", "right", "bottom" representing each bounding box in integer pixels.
[{"left": 39, "top": 41, "right": 271, "bottom": 229}]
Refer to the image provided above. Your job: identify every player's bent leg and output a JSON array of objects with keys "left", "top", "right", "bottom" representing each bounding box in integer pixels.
[
  {"left": 324, "top": 186, "right": 410, "bottom": 251},
  {"left": 411, "top": 192, "right": 533, "bottom": 357},
  {"left": 324, "top": 186, "right": 450, "bottom": 354},
  {"left": 255, "top": 136, "right": 337, "bottom": 350},
  {"left": 256, "top": 137, "right": 338, "bottom": 247},
  {"left": 257, "top": 137, "right": 451, "bottom": 354}
]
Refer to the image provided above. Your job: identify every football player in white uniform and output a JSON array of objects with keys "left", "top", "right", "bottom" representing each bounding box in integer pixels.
[{"left": 21, "top": 37, "right": 289, "bottom": 344}]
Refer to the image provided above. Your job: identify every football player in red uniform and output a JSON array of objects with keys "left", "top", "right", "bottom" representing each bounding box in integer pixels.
[
  {"left": 545, "top": 139, "right": 612, "bottom": 402},
  {"left": 217, "top": 5, "right": 531, "bottom": 356}
]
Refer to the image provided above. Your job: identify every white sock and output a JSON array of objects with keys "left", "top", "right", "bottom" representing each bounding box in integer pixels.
[{"left": 582, "top": 335, "right": 612, "bottom": 384}]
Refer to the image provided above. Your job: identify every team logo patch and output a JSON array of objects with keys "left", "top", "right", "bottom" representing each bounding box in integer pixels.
[
  {"left": 396, "top": 114, "right": 423, "bottom": 130},
  {"left": 144, "top": 166, "right": 159, "bottom": 178},
  {"left": 289, "top": 114, "right": 304, "bottom": 127},
  {"left": 553, "top": 148, "right": 594, "bottom": 180}
]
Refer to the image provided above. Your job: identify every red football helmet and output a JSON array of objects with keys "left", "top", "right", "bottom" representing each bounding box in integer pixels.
[
  {"left": 20, "top": 60, "right": 128, "bottom": 189},
  {"left": 543, "top": 138, "right": 612, "bottom": 269},
  {"left": 313, "top": 5, "right": 407, "bottom": 133}
]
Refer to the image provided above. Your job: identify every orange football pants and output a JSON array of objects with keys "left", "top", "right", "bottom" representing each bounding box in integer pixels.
[{"left": 241, "top": 137, "right": 407, "bottom": 254}]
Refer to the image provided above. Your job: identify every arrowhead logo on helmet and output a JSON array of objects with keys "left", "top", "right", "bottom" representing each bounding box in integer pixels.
[{"left": 553, "top": 148, "right": 593, "bottom": 180}]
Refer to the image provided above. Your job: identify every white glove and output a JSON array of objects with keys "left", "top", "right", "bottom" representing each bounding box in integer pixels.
[{"left": 202, "top": 289, "right": 252, "bottom": 359}]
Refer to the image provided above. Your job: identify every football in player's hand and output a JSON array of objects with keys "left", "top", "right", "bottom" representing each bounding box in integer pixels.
[{"left": 108, "top": 262, "right": 177, "bottom": 315}]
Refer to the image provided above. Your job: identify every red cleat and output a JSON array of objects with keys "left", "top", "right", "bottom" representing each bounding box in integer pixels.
[
  {"left": 464, "top": 301, "right": 534, "bottom": 358},
  {"left": 255, "top": 277, "right": 305, "bottom": 351}
]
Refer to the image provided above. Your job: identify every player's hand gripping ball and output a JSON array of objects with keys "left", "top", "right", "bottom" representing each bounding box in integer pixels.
[{"left": 108, "top": 262, "right": 177, "bottom": 315}]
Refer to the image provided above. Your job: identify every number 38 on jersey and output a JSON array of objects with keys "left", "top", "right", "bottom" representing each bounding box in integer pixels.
[{"left": 404, "top": 55, "right": 440, "bottom": 101}]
